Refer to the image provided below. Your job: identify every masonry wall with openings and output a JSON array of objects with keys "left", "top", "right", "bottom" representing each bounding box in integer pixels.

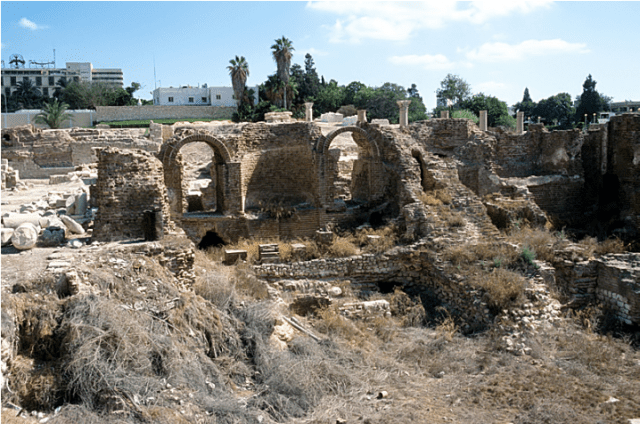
[{"left": 92, "top": 147, "right": 172, "bottom": 242}]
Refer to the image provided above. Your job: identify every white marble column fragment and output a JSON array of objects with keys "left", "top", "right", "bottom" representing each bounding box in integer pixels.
[
  {"left": 397, "top": 100, "right": 411, "bottom": 128},
  {"left": 357, "top": 109, "right": 367, "bottom": 123},
  {"left": 517, "top": 111, "right": 524, "bottom": 134},
  {"left": 304, "top": 102, "right": 314, "bottom": 122},
  {"left": 479, "top": 110, "right": 488, "bottom": 131}
]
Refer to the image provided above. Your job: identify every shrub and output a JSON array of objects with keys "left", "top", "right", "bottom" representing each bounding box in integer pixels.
[
  {"left": 520, "top": 246, "right": 536, "bottom": 265},
  {"left": 452, "top": 109, "right": 479, "bottom": 124},
  {"left": 472, "top": 268, "right": 526, "bottom": 313},
  {"left": 328, "top": 237, "right": 358, "bottom": 258}
]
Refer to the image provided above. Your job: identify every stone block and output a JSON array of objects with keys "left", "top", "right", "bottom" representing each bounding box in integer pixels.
[
  {"left": 61, "top": 215, "right": 84, "bottom": 234},
  {"left": 1, "top": 228, "right": 14, "bottom": 246},
  {"left": 224, "top": 249, "right": 247, "bottom": 265},
  {"left": 74, "top": 193, "right": 88, "bottom": 216},
  {"left": 315, "top": 230, "right": 334, "bottom": 245},
  {"left": 40, "top": 226, "right": 67, "bottom": 247}
]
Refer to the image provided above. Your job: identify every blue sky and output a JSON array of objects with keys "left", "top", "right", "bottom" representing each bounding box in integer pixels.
[{"left": 2, "top": 1, "right": 639, "bottom": 110}]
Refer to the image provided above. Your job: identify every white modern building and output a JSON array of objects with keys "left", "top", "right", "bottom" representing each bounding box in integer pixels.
[
  {"left": 610, "top": 101, "right": 640, "bottom": 113},
  {"left": 152, "top": 85, "right": 258, "bottom": 106},
  {"left": 1, "top": 60, "right": 124, "bottom": 100}
]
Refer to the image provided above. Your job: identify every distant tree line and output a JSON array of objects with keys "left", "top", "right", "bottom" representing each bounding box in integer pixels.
[
  {"left": 1, "top": 79, "right": 147, "bottom": 114},
  {"left": 229, "top": 37, "right": 428, "bottom": 124},
  {"left": 432, "top": 72, "right": 613, "bottom": 130}
]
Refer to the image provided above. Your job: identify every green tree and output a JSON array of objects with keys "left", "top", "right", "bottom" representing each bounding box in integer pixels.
[
  {"left": 575, "top": 74, "right": 603, "bottom": 123},
  {"left": 460, "top": 93, "right": 509, "bottom": 127},
  {"left": 14, "top": 79, "right": 43, "bottom": 109},
  {"left": 532, "top": 92, "right": 574, "bottom": 128},
  {"left": 406, "top": 83, "right": 428, "bottom": 122},
  {"left": 514, "top": 87, "right": 536, "bottom": 119},
  {"left": 344, "top": 81, "right": 368, "bottom": 106},
  {"left": 227, "top": 55, "right": 250, "bottom": 107},
  {"left": 314, "top": 79, "right": 345, "bottom": 114},
  {"left": 34, "top": 98, "right": 74, "bottom": 129},
  {"left": 301, "top": 53, "right": 321, "bottom": 102},
  {"left": 271, "top": 36, "right": 294, "bottom": 109},
  {"left": 436, "top": 74, "right": 471, "bottom": 107}
]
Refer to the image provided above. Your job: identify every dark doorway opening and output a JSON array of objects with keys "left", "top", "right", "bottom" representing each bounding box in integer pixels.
[
  {"left": 197, "top": 231, "right": 226, "bottom": 250},
  {"left": 376, "top": 281, "right": 403, "bottom": 294}
]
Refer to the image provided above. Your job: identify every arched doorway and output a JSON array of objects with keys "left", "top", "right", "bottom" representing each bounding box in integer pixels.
[
  {"left": 315, "top": 126, "right": 384, "bottom": 209},
  {"left": 159, "top": 133, "right": 242, "bottom": 218}
]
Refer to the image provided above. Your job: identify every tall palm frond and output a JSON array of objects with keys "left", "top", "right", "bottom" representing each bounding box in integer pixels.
[
  {"left": 34, "top": 98, "right": 74, "bottom": 129},
  {"left": 271, "top": 36, "right": 294, "bottom": 84},
  {"left": 227, "top": 56, "right": 250, "bottom": 107}
]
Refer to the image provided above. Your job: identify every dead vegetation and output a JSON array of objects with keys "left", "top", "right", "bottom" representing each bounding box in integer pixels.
[{"left": 2, "top": 235, "right": 639, "bottom": 424}]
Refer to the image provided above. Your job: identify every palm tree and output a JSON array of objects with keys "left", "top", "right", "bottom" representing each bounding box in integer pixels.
[
  {"left": 271, "top": 36, "right": 294, "bottom": 109},
  {"left": 227, "top": 56, "right": 250, "bottom": 108},
  {"left": 34, "top": 98, "right": 74, "bottom": 129},
  {"left": 14, "top": 79, "right": 42, "bottom": 109}
]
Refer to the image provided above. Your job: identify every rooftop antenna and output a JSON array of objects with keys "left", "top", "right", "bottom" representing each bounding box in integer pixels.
[{"left": 9, "top": 54, "right": 25, "bottom": 68}]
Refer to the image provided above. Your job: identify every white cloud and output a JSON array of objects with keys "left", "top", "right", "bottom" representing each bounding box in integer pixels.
[
  {"left": 19, "top": 17, "right": 47, "bottom": 30},
  {"left": 466, "top": 39, "right": 589, "bottom": 62},
  {"left": 475, "top": 81, "right": 507, "bottom": 93},
  {"left": 303, "top": 47, "right": 328, "bottom": 57},
  {"left": 307, "top": 1, "right": 553, "bottom": 43},
  {"left": 389, "top": 54, "right": 455, "bottom": 70}
]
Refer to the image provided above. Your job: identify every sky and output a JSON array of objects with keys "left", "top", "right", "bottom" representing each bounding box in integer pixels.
[{"left": 2, "top": 1, "right": 639, "bottom": 110}]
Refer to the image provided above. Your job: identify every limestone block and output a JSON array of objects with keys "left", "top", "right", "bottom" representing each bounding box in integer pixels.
[
  {"left": 2, "top": 212, "right": 43, "bottom": 229},
  {"left": 342, "top": 116, "right": 358, "bottom": 126},
  {"left": 371, "top": 119, "right": 390, "bottom": 126},
  {"left": 74, "top": 192, "right": 88, "bottom": 216},
  {"left": 11, "top": 223, "right": 39, "bottom": 250},
  {"left": 224, "top": 249, "right": 247, "bottom": 265},
  {"left": 1, "top": 228, "right": 14, "bottom": 246},
  {"left": 49, "top": 174, "right": 71, "bottom": 185},
  {"left": 39, "top": 216, "right": 66, "bottom": 230},
  {"left": 60, "top": 215, "right": 84, "bottom": 234},
  {"left": 40, "top": 226, "right": 67, "bottom": 247},
  {"left": 65, "top": 195, "right": 76, "bottom": 215}
]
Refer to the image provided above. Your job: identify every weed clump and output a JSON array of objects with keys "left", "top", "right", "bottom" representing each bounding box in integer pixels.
[{"left": 471, "top": 268, "right": 527, "bottom": 314}]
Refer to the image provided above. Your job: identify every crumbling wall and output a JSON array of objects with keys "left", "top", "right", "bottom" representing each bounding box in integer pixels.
[
  {"left": 607, "top": 114, "right": 640, "bottom": 236},
  {"left": 1, "top": 125, "right": 159, "bottom": 178},
  {"left": 93, "top": 147, "right": 172, "bottom": 242}
]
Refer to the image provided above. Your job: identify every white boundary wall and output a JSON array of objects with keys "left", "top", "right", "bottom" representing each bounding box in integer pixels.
[{"left": 1, "top": 110, "right": 95, "bottom": 129}]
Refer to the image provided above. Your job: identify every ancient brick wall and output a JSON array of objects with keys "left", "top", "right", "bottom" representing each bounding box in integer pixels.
[
  {"left": 607, "top": 114, "right": 640, "bottom": 232},
  {"left": 242, "top": 146, "right": 318, "bottom": 210},
  {"left": 1, "top": 125, "right": 159, "bottom": 178},
  {"left": 95, "top": 105, "right": 236, "bottom": 122},
  {"left": 527, "top": 177, "right": 585, "bottom": 226},
  {"left": 93, "top": 147, "right": 172, "bottom": 242},
  {"left": 491, "top": 125, "right": 584, "bottom": 178},
  {"left": 254, "top": 247, "right": 493, "bottom": 333},
  {"left": 595, "top": 253, "right": 640, "bottom": 325}
]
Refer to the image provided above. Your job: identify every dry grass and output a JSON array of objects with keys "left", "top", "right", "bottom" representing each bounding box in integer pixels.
[
  {"left": 508, "top": 225, "right": 559, "bottom": 263},
  {"left": 419, "top": 189, "right": 452, "bottom": 206},
  {"left": 578, "top": 236, "right": 628, "bottom": 257},
  {"left": 470, "top": 268, "right": 527, "bottom": 313},
  {"left": 327, "top": 236, "right": 359, "bottom": 257}
]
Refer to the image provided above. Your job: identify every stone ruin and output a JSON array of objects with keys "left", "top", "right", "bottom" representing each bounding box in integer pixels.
[{"left": 2, "top": 113, "right": 639, "bottom": 326}]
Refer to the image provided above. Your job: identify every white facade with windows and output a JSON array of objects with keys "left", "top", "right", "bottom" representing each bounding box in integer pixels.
[
  {"left": 152, "top": 85, "right": 258, "bottom": 106},
  {"left": 1, "top": 61, "right": 124, "bottom": 100}
]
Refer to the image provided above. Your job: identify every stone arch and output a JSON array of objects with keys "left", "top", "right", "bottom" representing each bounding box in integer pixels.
[
  {"left": 315, "top": 126, "right": 384, "bottom": 208},
  {"left": 160, "top": 133, "right": 242, "bottom": 218}
]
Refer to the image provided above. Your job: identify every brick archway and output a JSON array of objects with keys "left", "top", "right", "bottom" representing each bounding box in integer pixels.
[
  {"left": 160, "top": 133, "right": 242, "bottom": 217},
  {"left": 314, "top": 126, "right": 383, "bottom": 208}
]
